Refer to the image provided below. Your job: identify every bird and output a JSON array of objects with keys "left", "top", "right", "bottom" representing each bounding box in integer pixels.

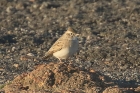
[{"left": 43, "top": 27, "right": 79, "bottom": 62}]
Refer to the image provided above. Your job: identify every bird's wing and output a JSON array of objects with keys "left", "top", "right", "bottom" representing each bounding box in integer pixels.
[{"left": 44, "top": 35, "right": 72, "bottom": 57}]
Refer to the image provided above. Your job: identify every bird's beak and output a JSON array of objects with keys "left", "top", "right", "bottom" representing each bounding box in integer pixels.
[{"left": 76, "top": 34, "right": 80, "bottom": 36}]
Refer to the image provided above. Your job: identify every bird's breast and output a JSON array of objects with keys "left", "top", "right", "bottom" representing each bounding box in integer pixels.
[
  {"left": 70, "top": 38, "right": 78, "bottom": 55},
  {"left": 53, "top": 37, "right": 78, "bottom": 59},
  {"left": 72, "top": 36, "right": 78, "bottom": 40},
  {"left": 53, "top": 48, "right": 70, "bottom": 59}
]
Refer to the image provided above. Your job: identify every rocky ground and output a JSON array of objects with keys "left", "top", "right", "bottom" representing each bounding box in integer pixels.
[{"left": 0, "top": 0, "right": 140, "bottom": 92}]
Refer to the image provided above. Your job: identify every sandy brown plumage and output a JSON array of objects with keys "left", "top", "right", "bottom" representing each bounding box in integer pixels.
[{"left": 43, "top": 27, "right": 79, "bottom": 62}]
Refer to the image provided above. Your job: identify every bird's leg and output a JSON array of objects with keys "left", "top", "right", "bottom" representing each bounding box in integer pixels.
[{"left": 58, "top": 58, "right": 62, "bottom": 62}]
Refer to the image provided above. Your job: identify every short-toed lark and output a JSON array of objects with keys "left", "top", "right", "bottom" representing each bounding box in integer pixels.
[{"left": 43, "top": 27, "right": 79, "bottom": 62}]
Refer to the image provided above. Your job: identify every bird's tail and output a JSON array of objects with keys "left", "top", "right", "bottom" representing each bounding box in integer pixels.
[
  {"left": 42, "top": 52, "right": 53, "bottom": 60},
  {"left": 42, "top": 55, "right": 49, "bottom": 60}
]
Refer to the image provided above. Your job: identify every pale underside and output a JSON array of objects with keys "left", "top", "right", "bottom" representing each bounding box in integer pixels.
[{"left": 45, "top": 33, "right": 78, "bottom": 60}]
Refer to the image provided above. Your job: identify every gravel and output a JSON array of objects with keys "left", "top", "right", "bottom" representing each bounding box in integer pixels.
[{"left": 0, "top": 0, "right": 140, "bottom": 88}]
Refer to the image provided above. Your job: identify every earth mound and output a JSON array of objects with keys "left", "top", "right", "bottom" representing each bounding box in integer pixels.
[
  {"left": 2, "top": 62, "right": 139, "bottom": 93},
  {"left": 2, "top": 62, "right": 106, "bottom": 92}
]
